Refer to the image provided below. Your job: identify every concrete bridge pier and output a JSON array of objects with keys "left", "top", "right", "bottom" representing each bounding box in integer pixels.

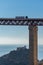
[{"left": 29, "top": 26, "right": 38, "bottom": 65}]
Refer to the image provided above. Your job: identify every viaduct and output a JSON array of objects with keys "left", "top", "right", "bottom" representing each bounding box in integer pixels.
[{"left": 0, "top": 17, "right": 43, "bottom": 65}]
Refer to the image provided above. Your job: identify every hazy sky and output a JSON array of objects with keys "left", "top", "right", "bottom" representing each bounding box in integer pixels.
[
  {"left": 0, "top": 26, "right": 42, "bottom": 45},
  {"left": 0, "top": 26, "right": 29, "bottom": 45},
  {"left": 0, "top": 0, "right": 43, "bottom": 45}
]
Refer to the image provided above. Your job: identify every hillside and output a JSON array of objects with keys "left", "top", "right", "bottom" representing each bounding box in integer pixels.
[{"left": 0, "top": 46, "right": 29, "bottom": 65}]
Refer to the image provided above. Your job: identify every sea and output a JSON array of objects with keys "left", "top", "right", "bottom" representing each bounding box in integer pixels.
[{"left": 0, "top": 44, "right": 43, "bottom": 61}]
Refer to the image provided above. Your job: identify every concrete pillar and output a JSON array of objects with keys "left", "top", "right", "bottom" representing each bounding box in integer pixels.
[{"left": 29, "top": 25, "right": 38, "bottom": 65}]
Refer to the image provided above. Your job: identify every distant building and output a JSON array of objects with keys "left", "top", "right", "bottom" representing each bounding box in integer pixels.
[
  {"left": 38, "top": 60, "right": 43, "bottom": 65},
  {"left": 17, "top": 46, "right": 26, "bottom": 51}
]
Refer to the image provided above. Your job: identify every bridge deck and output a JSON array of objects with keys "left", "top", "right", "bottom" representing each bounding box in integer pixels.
[{"left": 0, "top": 18, "right": 43, "bottom": 25}]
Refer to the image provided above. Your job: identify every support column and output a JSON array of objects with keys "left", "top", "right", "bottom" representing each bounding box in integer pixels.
[{"left": 29, "top": 25, "right": 38, "bottom": 65}]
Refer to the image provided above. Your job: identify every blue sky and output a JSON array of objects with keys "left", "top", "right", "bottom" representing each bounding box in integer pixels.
[
  {"left": 0, "top": 0, "right": 43, "bottom": 45},
  {"left": 0, "top": 0, "right": 43, "bottom": 18}
]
